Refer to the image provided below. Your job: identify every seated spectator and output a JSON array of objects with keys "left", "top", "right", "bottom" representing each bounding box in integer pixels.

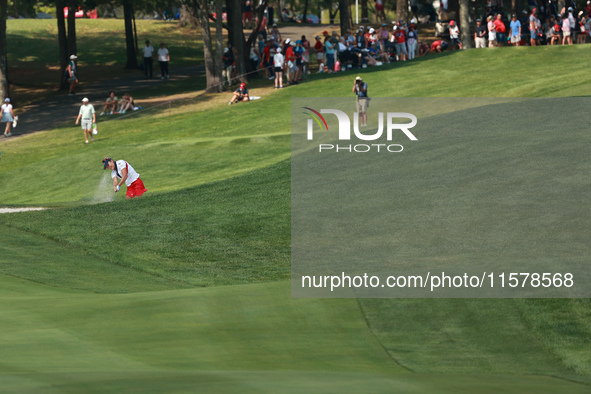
[
  {"left": 549, "top": 23, "right": 561, "bottom": 45},
  {"left": 119, "top": 93, "right": 135, "bottom": 113},
  {"left": 100, "top": 91, "right": 118, "bottom": 115},
  {"left": 418, "top": 40, "right": 430, "bottom": 56},
  {"left": 229, "top": 83, "right": 250, "bottom": 105}
]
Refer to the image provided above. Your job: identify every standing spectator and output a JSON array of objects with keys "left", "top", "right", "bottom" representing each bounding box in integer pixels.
[
  {"left": 378, "top": 24, "right": 390, "bottom": 52},
  {"left": 313, "top": 35, "right": 324, "bottom": 67},
  {"left": 1, "top": 98, "right": 15, "bottom": 137},
  {"left": 261, "top": 38, "right": 274, "bottom": 79},
  {"left": 407, "top": 24, "right": 418, "bottom": 59},
  {"left": 578, "top": 12, "right": 587, "bottom": 43},
  {"left": 242, "top": 0, "right": 253, "bottom": 29},
  {"left": 494, "top": 14, "right": 507, "bottom": 46},
  {"left": 509, "top": 14, "right": 522, "bottom": 46},
  {"left": 273, "top": 47, "right": 285, "bottom": 88},
  {"left": 249, "top": 43, "right": 260, "bottom": 72},
  {"left": 66, "top": 54, "right": 78, "bottom": 96},
  {"left": 142, "top": 40, "right": 155, "bottom": 79},
  {"left": 352, "top": 76, "right": 369, "bottom": 127},
  {"left": 375, "top": 0, "right": 387, "bottom": 23},
  {"left": 586, "top": 0, "right": 591, "bottom": 17},
  {"left": 449, "top": 20, "right": 463, "bottom": 49},
  {"left": 324, "top": 35, "right": 335, "bottom": 72},
  {"left": 222, "top": 47, "right": 234, "bottom": 87},
  {"left": 294, "top": 40, "right": 305, "bottom": 81},
  {"left": 270, "top": 23, "right": 282, "bottom": 44},
  {"left": 355, "top": 28, "right": 365, "bottom": 49},
  {"left": 474, "top": 19, "right": 487, "bottom": 48},
  {"left": 562, "top": 13, "right": 573, "bottom": 44},
  {"left": 75, "top": 98, "right": 96, "bottom": 144},
  {"left": 257, "top": 13, "right": 268, "bottom": 40},
  {"left": 157, "top": 42, "right": 170, "bottom": 79},
  {"left": 487, "top": 15, "right": 497, "bottom": 47},
  {"left": 285, "top": 40, "right": 297, "bottom": 84},
  {"left": 393, "top": 25, "right": 407, "bottom": 61},
  {"left": 529, "top": 8, "right": 539, "bottom": 46},
  {"left": 301, "top": 35, "right": 310, "bottom": 76}
]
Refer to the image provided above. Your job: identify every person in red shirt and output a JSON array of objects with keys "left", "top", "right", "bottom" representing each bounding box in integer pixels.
[
  {"left": 261, "top": 39, "right": 274, "bottom": 79},
  {"left": 314, "top": 35, "right": 324, "bottom": 67},
  {"left": 284, "top": 41, "right": 296, "bottom": 85},
  {"left": 493, "top": 14, "right": 506, "bottom": 46},
  {"left": 393, "top": 25, "right": 407, "bottom": 61},
  {"left": 430, "top": 40, "right": 449, "bottom": 52}
]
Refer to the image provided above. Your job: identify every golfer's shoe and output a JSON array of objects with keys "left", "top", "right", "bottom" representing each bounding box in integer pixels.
[
  {"left": 90, "top": 135, "right": 95, "bottom": 142},
  {"left": 100, "top": 112, "right": 105, "bottom": 116}
]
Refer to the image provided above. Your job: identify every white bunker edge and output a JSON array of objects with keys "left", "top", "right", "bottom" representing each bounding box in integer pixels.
[{"left": 0, "top": 207, "right": 48, "bottom": 214}]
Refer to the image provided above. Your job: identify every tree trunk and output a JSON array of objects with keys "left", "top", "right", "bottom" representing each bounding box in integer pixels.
[
  {"left": 0, "top": 0, "right": 7, "bottom": 99},
  {"left": 227, "top": 0, "right": 246, "bottom": 82},
  {"left": 245, "top": 0, "right": 269, "bottom": 72},
  {"left": 339, "top": 0, "right": 352, "bottom": 35},
  {"left": 396, "top": 0, "right": 408, "bottom": 22},
  {"left": 194, "top": 0, "right": 223, "bottom": 92},
  {"left": 361, "top": 0, "right": 368, "bottom": 23},
  {"left": 67, "top": 0, "right": 77, "bottom": 57},
  {"left": 302, "top": 0, "right": 309, "bottom": 23},
  {"left": 459, "top": 0, "right": 471, "bottom": 48},
  {"left": 179, "top": 4, "right": 198, "bottom": 28},
  {"left": 57, "top": 0, "right": 69, "bottom": 90},
  {"left": 123, "top": 0, "right": 138, "bottom": 69},
  {"left": 329, "top": 5, "right": 338, "bottom": 24}
]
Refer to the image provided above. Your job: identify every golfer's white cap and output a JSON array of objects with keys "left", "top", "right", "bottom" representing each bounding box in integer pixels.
[
  {"left": 369, "top": 28, "right": 375, "bottom": 33},
  {"left": 285, "top": 38, "right": 291, "bottom": 44},
  {"left": 82, "top": 97, "right": 89, "bottom": 102},
  {"left": 224, "top": 47, "right": 229, "bottom": 53},
  {"left": 276, "top": 47, "right": 282, "bottom": 52},
  {"left": 70, "top": 54, "right": 77, "bottom": 59},
  {"left": 355, "top": 76, "right": 362, "bottom": 81},
  {"left": 4, "top": 98, "right": 9, "bottom": 102}
]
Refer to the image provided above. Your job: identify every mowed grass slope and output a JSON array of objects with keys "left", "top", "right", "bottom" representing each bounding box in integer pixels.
[{"left": 1, "top": 39, "right": 591, "bottom": 391}]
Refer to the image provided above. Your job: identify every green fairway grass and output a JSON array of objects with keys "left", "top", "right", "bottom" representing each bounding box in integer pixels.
[
  {"left": 7, "top": 19, "right": 204, "bottom": 78},
  {"left": 1, "top": 276, "right": 589, "bottom": 393},
  {"left": 1, "top": 40, "right": 591, "bottom": 392}
]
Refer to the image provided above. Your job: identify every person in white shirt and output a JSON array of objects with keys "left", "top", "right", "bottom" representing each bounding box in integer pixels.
[
  {"left": 142, "top": 40, "right": 155, "bottom": 79},
  {"left": 103, "top": 157, "right": 147, "bottom": 199},
  {"left": 273, "top": 47, "right": 285, "bottom": 89},
  {"left": 75, "top": 97, "right": 96, "bottom": 144},
  {"left": 449, "top": 20, "right": 462, "bottom": 49},
  {"left": 157, "top": 42, "right": 170, "bottom": 79},
  {"left": 1, "top": 98, "right": 15, "bottom": 137}
]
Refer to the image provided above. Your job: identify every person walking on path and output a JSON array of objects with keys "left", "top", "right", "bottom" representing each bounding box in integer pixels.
[
  {"left": 75, "top": 97, "right": 96, "bottom": 144},
  {"left": 142, "top": 40, "right": 155, "bottom": 79},
  {"left": 1, "top": 98, "right": 15, "bottom": 137},
  {"left": 157, "top": 42, "right": 170, "bottom": 79},
  {"left": 102, "top": 157, "right": 147, "bottom": 199},
  {"left": 67, "top": 55, "right": 78, "bottom": 96}
]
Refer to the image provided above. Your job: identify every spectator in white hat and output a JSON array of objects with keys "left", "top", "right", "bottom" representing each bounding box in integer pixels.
[
  {"left": 75, "top": 98, "right": 96, "bottom": 144},
  {"left": 67, "top": 54, "right": 78, "bottom": 96}
]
